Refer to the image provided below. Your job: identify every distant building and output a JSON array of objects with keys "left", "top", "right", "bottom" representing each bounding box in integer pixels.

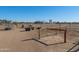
[{"left": 49, "top": 19, "right": 52, "bottom": 24}]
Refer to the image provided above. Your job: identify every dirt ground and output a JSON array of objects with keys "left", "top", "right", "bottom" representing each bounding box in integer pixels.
[{"left": 0, "top": 24, "right": 79, "bottom": 52}]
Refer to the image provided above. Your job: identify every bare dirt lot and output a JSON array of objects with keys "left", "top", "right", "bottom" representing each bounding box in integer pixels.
[{"left": 0, "top": 24, "right": 79, "bottom": 52}]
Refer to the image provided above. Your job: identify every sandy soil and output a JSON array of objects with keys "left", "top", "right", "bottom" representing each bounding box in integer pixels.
[{"left": 0, "top": 24, "right": 79, "bottom": 52}]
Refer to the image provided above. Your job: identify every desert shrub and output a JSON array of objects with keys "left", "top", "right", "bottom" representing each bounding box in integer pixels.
[
  {"left": 25, "top": 27, "right": 30, "bottom": 31},
  {"left": 34, "top": 21, "right": 44, "bottom": 24},
  {"left": 4, "top": 27, "right": 11, "bottom": 30}
]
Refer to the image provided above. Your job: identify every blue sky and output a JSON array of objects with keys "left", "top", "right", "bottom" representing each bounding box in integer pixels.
[{"left": 0, "top": 6, "right": 79, "bottom": 22}]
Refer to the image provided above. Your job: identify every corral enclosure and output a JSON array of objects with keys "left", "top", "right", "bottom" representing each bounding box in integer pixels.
[{"left": 0, "top": 23, "right": 79, "bottom": 52}]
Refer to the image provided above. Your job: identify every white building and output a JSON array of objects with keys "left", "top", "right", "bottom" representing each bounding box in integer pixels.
[{"left": 49, "top": 19, "right": 52, "bottom": 24}]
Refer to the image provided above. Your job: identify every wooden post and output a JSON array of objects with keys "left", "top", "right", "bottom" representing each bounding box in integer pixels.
[
  {"left": 38, "top": 28, "right": 40, "bottom": 39},
  {"left": 37, "top": 27, "right": 41, "bottom": 39},
  {"left": 64, "top": 30, "right": 67, "bottom": 43}
]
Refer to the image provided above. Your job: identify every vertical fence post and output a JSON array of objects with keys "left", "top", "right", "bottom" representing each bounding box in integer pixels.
[
  {"left": 37, "top": 27, "right": 41, "bottom": 39},
  {"left": 64, "top": 30, "right": 67, "bottom": 43},
  {"left": 38, "top": 28, "right": 40, "bottom": 39}
]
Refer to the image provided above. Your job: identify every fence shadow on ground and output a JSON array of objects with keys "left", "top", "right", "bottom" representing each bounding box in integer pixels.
[{"left": 21, "top": 38, "right": 65, "bottom": 46}]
